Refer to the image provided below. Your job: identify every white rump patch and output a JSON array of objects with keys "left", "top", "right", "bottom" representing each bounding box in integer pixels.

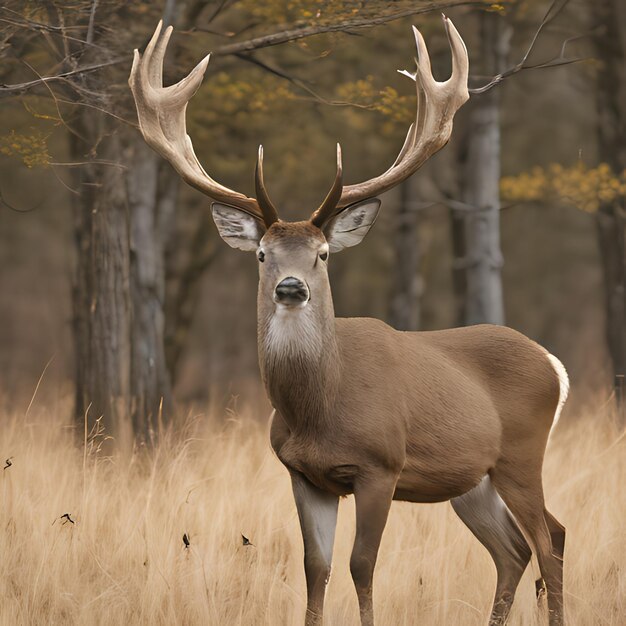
[{"left": 546, "top": 352, "right": 569, "bottom": 438}]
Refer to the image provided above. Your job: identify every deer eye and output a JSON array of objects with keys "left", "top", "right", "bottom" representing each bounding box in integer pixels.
[
  {"left": 319, "top": 251, "right": 328, "bottom": 261},
  {"left": 257, "top": 250, "right": 265, "bottom": 263}
]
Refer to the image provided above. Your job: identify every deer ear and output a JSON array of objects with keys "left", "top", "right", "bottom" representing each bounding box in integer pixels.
[
  {"left": 322, "top": 198, "right": 381, "bottom": 253},
  {"left": 211, "top": 203, "right": 266, "bottom": 251}
]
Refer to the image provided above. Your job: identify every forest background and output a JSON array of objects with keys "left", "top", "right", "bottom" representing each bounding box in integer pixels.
[{"left": 0, "top": 0, "right": 624, "bottom": 434}]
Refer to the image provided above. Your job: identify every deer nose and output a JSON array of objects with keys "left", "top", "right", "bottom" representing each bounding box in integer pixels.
[{"left": 275, "top": 277, "right": 309, "bottom": 305}]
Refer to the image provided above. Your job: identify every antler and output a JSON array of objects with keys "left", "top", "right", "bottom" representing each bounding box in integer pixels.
[
  {"left": 130, "top": 18, "right": 468, "bottom": 230},
  {"left": 312, "top": 15, "right": 469, "bottom": 226},
  {"left": 255, "top": 146, "right": 280, "bottom": 225},
  {"left": 310, "top": 144, "right": 343, "bottom": 227},
  {"left": 129, "top": 22, "right": 277, "bottom": 227}
]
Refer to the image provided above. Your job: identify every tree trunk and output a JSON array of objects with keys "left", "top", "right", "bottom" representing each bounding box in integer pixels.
[
  {"left": 70, "top": 0, "right": 201, "bottom": 440},
  {"left": 389, "top": 179, "right": 423, "bottom": 330},
  {"left": 72, "top": 113, "right": 177, "bottom": 440},
  {"left": 460, "top": 12, "right": 510, "bottom": 326},
  {"left": 594, "top": 0, "right": 626, "bottom": 399},
  {"left": 126, "top": 141, "right": 178, "bottom": 436},
  {"left": 449, "top": 210, "right": 468, "bottom": 327},
  {"left": 72, "top": 127, "right": 133, "bottom": 441}
]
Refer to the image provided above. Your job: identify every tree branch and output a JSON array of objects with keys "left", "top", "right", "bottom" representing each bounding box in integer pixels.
[
  {"left": 234, "top": 52, "right": 370, "bottom": 109},
  {"left": 0, "top": 58, "right": 125, "bottom": 99},
  {"left": 0, "top": 1, "right": 479, "bottom": 100},
  {"left": 469, "top": 0, "right": 587, "bottom": 94},
  {"left": 211, "top": 1, "right": 483, "bottom": 56},
  {"left": 0, "top": 10, "right": 107, "bottom": 51}
]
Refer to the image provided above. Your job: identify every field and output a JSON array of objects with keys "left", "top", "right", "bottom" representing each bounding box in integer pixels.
[{"left": 0, "top": 393, "right": 624, "bottom": 625}]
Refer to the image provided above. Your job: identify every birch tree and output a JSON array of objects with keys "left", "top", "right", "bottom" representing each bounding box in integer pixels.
[{"left": 458, "top": 10, "right": 510, "bottom": 326}]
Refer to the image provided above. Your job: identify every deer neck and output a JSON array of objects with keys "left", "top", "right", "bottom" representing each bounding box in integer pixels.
[{"left": 257, "top": 289, "right": 340, "bottom": 432}]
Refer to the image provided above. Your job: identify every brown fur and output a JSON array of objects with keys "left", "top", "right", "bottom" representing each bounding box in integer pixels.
[
  {"left": 264, "top": 220, "right": 325, "bottom": 244},
  {"left": 269, "top": 320, "right": 559, "bottom": 501}
]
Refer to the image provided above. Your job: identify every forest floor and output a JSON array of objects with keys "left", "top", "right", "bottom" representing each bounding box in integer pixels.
[{"left": 0, "top": 393, "right": 624, "bottom": 625}]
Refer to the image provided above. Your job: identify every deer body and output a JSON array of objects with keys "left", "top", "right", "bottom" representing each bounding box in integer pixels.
[
  {"left": 267, "top": 319, "right": 559, "bottom": 504},
  {"left": 130, "top": 18, "right": 567, "bottom": 625},
  {"left": 249, "top": 221, "right": 566, "bottom": 626}
]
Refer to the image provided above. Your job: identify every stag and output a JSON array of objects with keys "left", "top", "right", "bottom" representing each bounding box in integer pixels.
[{"left": 130, "top": 18, "right": 568, "bottom": 626}]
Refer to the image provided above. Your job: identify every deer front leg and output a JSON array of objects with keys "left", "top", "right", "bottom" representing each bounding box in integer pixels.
[
  {"left": 291, "top": 472, "right": 339, "bottom": 626},
  {"left": 350, "top": 473, "right": 398, "bottom": 626}
]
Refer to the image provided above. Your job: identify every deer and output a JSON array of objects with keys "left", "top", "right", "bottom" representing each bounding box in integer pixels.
[{"left": 130, "top": 17, "right": 568, "bottom": 626}]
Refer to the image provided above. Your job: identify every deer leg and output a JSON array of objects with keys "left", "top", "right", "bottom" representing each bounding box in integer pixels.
[
  {"left": 350, "top": 473, "right": 397, "bottom": 626},
  {"left": 291, "top": 472, "right": 339, "bottom": 626},
  {"left": 491, "top": 470, "right": 565, "bottom": 626},
  {"left": 451, "top": 475, "right": 532, "bottom": 625}
]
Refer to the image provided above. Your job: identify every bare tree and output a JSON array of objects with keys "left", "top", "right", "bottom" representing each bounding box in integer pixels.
[
  {"left": 34, "top": 2, "right": 180, "bottom": 439},
  {"left": 0, "top": 1, "right": 226, "bottom": 439},
  {"left": 449, "top": 0, "right": 580, "bottom": 328}
]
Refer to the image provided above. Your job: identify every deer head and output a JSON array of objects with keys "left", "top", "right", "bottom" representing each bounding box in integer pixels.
[
  {"left": 129, "top": 16, "right": 469, "bottom": 322},
  {"left": 210, "top": 144, "right": 383, "bottom": 326}
]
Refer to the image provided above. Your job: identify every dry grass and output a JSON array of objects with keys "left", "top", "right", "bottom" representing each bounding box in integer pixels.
[{"left": 0, "top": 394, "right": 624, "bottom": 625}]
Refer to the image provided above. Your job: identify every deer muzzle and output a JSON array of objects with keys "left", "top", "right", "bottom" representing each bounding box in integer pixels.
[{"left": 274, "top": 277, "right": 310, "bottom": 306}]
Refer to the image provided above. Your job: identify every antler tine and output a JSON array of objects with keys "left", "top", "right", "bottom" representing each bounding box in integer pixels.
[
  {"left": 145, "top": 20, "right": 167, "bottom": 86},
  {"left": 412, "top": 25, "right": 437, "bottom": 96},
  {"left": 336, "top": 16, "right": 469, "bottom": 209},
  {"left": 129, "top": 23, "right": 265, "bottom": 222},
  {"left": 255, "top": 146, "right": 280, "bottom": 226},
  {"left": 310, "top": 144, "right": 343, "bottom": 227},
  {"left": 444, "top": 15, "right": 469, "bottom": 84}
]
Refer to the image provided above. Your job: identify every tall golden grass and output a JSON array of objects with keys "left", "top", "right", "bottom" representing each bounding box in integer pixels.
[{"left": 0, "top": 394, "right": 624, "bottom": 625}]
